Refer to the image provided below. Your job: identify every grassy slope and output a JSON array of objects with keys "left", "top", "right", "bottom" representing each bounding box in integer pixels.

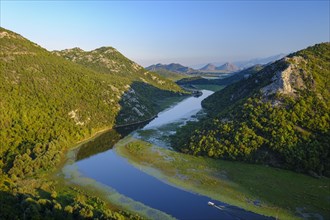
[{"left": 116, "top": 137, "right": 330, "bottom": 220}]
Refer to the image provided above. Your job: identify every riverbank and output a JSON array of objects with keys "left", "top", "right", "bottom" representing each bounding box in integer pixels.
[
  {"left": 115, "top": 137, "right": 330, "bottom": 220},
  {"left": 55, "top": 131, "right": 176, "bottom": 220},
  {"left": 49, "top": 95, "right": 193, "bottom": 220},
  {"left": 62, "top": 93, "right": 189, "bottom": 162},
  {"left": 54, "top": 89, "right": 329, "bottom": 220}
]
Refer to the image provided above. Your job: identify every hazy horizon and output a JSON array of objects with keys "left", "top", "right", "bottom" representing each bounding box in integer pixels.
[{"left": 1, "top": 1, "right": 329, "bottom": 67}]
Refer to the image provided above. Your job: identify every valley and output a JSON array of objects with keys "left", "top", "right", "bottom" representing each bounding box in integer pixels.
[
  {"left": 0, "top": 27, "right": 185, "bottom": 219},
  {"left": 60, "top": 88, "right": 329, "bottom": 220},
  {"left": 0, "top": 26, "right": 329, "bottom": 220}
]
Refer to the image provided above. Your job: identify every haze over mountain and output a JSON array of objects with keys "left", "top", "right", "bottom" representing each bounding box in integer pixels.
[
  {"left": 191, "top": 53, "right": 286, "bottom": 70},
  {"left": 146, "top": 62, "right": 240, "bottom": 78},
  {"left": 146, "top": 63, "right": 197, "bottom": 74},
  {"left": 199, "top": 62, "right": 240, "bottom": 73},
  {"left": 148, "top": 54, "right": 283, "bottom": 78},
  {"left": 200, "top": 63, "right": 217, "bottom": 71},
  {"left": 234, "top": 53, "right": 287, "bottom": 69},
  {"left": 216, "top": 62, "right": 239, "bottom": 72},
  {"left": 177, "top": 64, "right": 263, "bottom": 87}
]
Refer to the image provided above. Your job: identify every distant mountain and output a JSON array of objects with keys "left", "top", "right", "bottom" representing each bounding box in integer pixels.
[
  {"left": 147, "top": 68, "right": 188, "bottom": 81},
  {"left": 216, "top": 62, "right": 239, "bottom": 72},
  {"left": 200, "top": 63, "right": 217, "bottom": 71},
  {"left": 146, "top": 63, "right": 197, "bottom": 74},
  {"left": 199, "top": 62, "right": 239, "bottom": 73},
  {"left": 192, "top": 54, "right": 286, "bottom": 70},
  {"left": 147, "top": 62, "right": 239, "bottom": 77},
  {"left": 177, "top": 64, "right": 263, "bottom": 87},
  {"left": 234, "top": 53, "right": 286, "bottom": 69}
]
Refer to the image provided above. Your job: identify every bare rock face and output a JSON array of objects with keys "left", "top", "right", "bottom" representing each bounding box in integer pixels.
[{"left": 261, "top": 56, "right": 311, "bottom": 98}]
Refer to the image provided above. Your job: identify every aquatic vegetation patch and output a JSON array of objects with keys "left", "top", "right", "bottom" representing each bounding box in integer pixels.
[
  {"left": 116, "top": 137, "right": 330, "bottom": 220},
  {"left": 60, "top": 148, "right": 175, "bottom": 220}
]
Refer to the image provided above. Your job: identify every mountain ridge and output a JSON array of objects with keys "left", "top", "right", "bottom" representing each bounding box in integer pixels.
[
  {"left": 53, "top": 47, "right": 186, "bottom": 124},
  {"left": 200, "top": 63, "right": 217, "bottom": 71},
  {"left": 191, "top": 53, "right": 286, "bottom": 70},
  {"left": 177, "top": 64, "right": 263, "bottom": 87},
  {"left": 146, "top": 62, "right": 240, "bottom": 77},
  {"left": 172, "top": 43, "right": 330, "bottom": 177},
  {"left": 146, "top": 63, "right": 197, "bottom": 74},
  {"left": 216, "top": 62, "right": 239, "bottom": 72},
  {"left": 234, "top": 53, "right": 287, "bottom": 69}
]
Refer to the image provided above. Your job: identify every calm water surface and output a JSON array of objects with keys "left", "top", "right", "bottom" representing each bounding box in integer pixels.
[
  {"left": 143, "top": 90, "right": 213, "bottom": 129},
  {"left": 75, "top": 90, "right": 273, "bottom": 220}
]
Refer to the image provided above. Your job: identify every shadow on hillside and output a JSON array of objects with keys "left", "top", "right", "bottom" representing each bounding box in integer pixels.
[
  {"left": 114, "top": 81, "right": 181, "bottom": 127},
  {"left": 76, "top": 123, "right": 148, "bottom": 161},
  {"left": 76, "top": 82, "right": 183, "bottom": 162}
]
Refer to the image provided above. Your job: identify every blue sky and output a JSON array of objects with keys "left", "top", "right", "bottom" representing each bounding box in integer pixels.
[{"left": 1, "top": 1, "right": 329, "bottom": 67}]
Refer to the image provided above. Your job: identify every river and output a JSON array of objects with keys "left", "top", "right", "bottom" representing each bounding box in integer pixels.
[{"left": 64, "top": 90, "right": 272, "bottom": 220}]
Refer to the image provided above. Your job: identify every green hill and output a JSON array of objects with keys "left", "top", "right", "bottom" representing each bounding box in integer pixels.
[
  {"left": 52, "top": 47, "right": 185, "bottom": 124},
  {"left": 0, "top": 27, "right": 183, "bottom": 177},
  {"left": 172, "top": 43, "right": 330, "bottom": 177},
  {"left": 0, "top": 27, "right": 186, "bottom": 219}
]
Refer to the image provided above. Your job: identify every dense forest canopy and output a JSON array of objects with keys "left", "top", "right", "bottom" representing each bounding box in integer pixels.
[
  {"left": 0, "top": 27, "right": 183, "bottom": 174},
  {"left": 0, "top": 27, "right": 183, "bottom": 219},
  {"left": 172, "top": 43, "right": 330, "bottom": 177}
]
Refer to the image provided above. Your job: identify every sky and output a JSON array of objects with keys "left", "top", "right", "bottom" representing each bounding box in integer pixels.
[{"left": 1, "top": 1, "right": 329, "bottom": 67}]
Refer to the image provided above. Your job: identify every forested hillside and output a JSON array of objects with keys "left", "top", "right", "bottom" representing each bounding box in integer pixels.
[
  {"left": 0, "top": 27, "right": 183, "bottom": 219},
  {"left": 172, "top": 43, "right": 330, "bottom": 177},
  {"left": 0, "top": 26, "right": 183, "bottom": 173},
  {"left": 53, "top": 47, "right": 184, "bottom": 124}
]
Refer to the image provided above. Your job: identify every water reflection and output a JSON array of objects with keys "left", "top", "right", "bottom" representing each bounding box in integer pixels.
[
  {"left": 77, "top": 150, "right": 272, "bottom": 220},
  {"left": 74, "top": 91, "right": 273, "bottom": 220},
  {"left": 77, "top": 122, "right": 150, "bottom": 161},
  {"left": 143, "top": 90, "right": 213, "bottom": 129}
]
